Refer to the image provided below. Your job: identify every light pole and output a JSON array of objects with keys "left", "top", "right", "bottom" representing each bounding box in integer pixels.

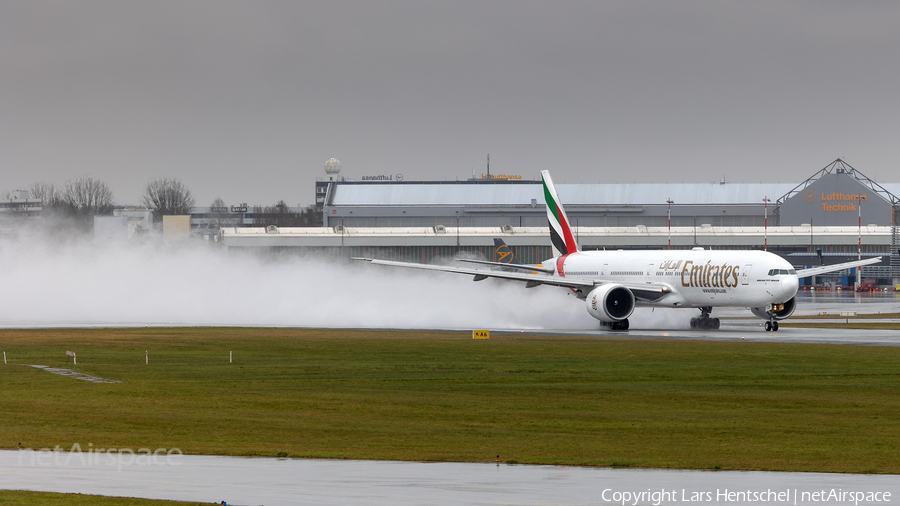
[
  {"left": 857, "top": 194, "right": 862, "bottom": 288},
  {"left": 666, "top": 198, "right": 674, "bottom": 250},
  {"left": 763, "top": 196, "right": 770, "bottom": 251}
]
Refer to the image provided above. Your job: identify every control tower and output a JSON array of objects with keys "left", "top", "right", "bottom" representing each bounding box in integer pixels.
[{"left": 315, "top": 158, "right": 343, "bottom": 225}]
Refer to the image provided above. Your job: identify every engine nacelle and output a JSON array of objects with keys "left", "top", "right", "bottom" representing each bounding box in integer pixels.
[
  {"left": 750, "top": 296, "right": 796, "bottom": 321},
  {"left": 586, "top": 284, "right": 635, "bottom": 323}
]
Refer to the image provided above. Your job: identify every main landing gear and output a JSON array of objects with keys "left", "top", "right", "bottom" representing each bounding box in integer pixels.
[
  {"left": 601, "top": 319, "right": 630, "bottom": 331},
  {"left": 690, "top": 307, "right": 720, "bottom": 330},
  {"left": 764, "top": 320, "right": 779, "bottom": 332}
]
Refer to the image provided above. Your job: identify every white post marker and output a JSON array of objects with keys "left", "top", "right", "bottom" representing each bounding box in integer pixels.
[
  {"left": 230, "top": 350, "right": 232, "bottom": 363},
  {"left": 3, "top": 351, "right": 6, "bottom": 365},
  {"left": 146, "top": 350, "right": 149, "bottom": 365}
]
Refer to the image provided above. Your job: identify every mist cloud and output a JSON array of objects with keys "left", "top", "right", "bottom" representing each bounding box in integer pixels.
[
  {"left": 0, "top": 235, "right": 606, "bottom": 329},
  {"left": 0, "top": 227, "right": 707, "bottom": 330}
]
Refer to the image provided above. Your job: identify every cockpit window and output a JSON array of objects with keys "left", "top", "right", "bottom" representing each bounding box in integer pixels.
[
  {"left": 788, "top": 269, "right": 796, "bottom": 275},
  {"left": 768, "top": 269, "right": 796, "bottom": 275}
]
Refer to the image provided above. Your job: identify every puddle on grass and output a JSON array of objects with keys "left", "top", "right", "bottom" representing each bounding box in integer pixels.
[{"left": 27, "top": 365, "right": 121, "bottom": 384}]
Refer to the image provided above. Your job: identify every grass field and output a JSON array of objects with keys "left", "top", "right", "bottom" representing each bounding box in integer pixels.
[
  {"left": 1, "top": 327, "right": 899, "bottom": 473},
  {"left": 0, "top": 490, "right": 201, "bottom": 506}
]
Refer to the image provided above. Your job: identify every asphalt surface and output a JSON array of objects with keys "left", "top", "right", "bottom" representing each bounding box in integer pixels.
[
  {"left": 3, "top": 451, "right": 898, "bottom": 506},
  {"left": 521, "top": 292, "right": 900, "bottom": 345},
  {"left": 503, "top": 325, "right": 900, "bottom": 346}
]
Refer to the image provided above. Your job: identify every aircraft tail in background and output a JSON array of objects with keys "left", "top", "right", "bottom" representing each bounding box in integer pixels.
[{"left": 493, "top": 238, "right": 519, "bottom": 265}]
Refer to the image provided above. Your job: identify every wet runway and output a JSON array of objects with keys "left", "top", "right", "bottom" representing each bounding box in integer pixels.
[
  {"left": 745, "top": 291, "right": 900, "bottom": 316},
  {"left": 2, "top": 450, "right": 898, "bottom": 506},
  {"left": 508, "top": 324, "right": 900, "bottom": 347},
  {"left": 499, "top": 292, "right": 900, "bottom": 346}
]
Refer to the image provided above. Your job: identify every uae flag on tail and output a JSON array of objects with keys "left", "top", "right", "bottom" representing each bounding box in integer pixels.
[{"left": 541, "top": 170, "right": 579, "bottom": 258}]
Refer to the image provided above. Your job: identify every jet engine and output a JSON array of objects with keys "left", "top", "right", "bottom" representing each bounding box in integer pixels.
[
  {"left": 750, "top": 296, "right": 796, "bottom": 321},
  {"left": 586, "top": 284, "right": 635, "bottom": 323}
]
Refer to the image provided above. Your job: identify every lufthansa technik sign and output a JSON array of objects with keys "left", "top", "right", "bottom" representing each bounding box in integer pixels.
[{"left": 779, "top": 173, "right": 889, "bottom": 226}]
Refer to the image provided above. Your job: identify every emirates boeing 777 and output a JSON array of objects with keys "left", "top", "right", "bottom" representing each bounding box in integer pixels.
[{"left": 354, "top": 171, "right": 880, "bottom": 331}]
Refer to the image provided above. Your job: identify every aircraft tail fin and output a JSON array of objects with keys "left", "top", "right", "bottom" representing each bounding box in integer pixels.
[
  {"left": 493, "top": 238, "right": 519, "bottom": 265},
  {"left": 541, "top": 170, "right": 579, "bottom": 257}
]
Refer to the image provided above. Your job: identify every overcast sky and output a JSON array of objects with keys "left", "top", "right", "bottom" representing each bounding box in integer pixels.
[{"left": 2, "top": 1, "right": 899, "bottom": 207}]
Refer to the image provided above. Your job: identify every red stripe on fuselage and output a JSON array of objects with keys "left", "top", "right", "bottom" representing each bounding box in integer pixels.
[{"left": 556, "top": 254, "right": 570, "bottom": 277}]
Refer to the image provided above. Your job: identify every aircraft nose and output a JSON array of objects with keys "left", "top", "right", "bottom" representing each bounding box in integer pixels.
[{"left": 782, "top": 275, "right": 799, "bottom": 297}]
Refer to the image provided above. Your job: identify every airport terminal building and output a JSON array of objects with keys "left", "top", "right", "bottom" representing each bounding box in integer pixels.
[{"left": 223, "top": 159, "right": 900, "bottom": 287}]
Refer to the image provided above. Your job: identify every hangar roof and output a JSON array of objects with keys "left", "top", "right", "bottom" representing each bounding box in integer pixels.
[
  {"left": 329, "top": 183, "right": 800, "bottom": 207},
  {"left": 330, "top": 179, "right": 900, "bottom": 207}
]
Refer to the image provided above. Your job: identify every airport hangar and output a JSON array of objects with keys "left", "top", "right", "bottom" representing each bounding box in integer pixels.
[{"left": 221, "top": 159, "right": 900, "bottom": 288}]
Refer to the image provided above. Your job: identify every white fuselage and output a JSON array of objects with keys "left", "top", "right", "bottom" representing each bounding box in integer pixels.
[{"left": 550, "top": 249, "right": 800, "bottom": 308}]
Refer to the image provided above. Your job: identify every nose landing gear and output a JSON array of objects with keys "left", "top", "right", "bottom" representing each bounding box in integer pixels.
[
  {"left": 764, "top": 320, "right": 779, "bottom": 332},
  {"left": 690, "top": 306, "right": 720, "bottom": 330}
]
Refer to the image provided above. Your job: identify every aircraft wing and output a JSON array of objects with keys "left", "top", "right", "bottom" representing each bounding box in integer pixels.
[
  {"left": 795, "top": 257, "right": 882, "bottom": 278},
  {"left": 455, "top": 258, "right": 556, "bottom": 273},
  {"left": 353, "top": 257, "right": 593, "bottom": 289},
  {"left": 352, "top": 257, "right": 671, "bottom": 299}
]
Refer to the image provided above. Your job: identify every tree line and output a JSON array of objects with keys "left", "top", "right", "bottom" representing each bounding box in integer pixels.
[
  {"left": 203, "top": 198, "right": 313, "bottom": 228},
  {"left": 22, "top": 175, "right": 195, "bottom": 226},
  {"left": 10, "top": 175, "right": 313, "bottom": 229}
]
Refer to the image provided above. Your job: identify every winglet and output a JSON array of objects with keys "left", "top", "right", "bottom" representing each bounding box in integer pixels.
[{"left": 541, "top": 170, "right": 579, "bottom": 257}]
